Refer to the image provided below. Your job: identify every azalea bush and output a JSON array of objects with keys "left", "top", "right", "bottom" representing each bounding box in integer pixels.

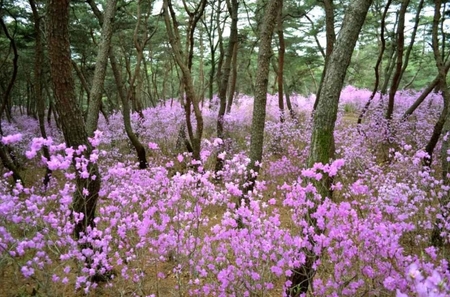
[{"left": 1, "top": 87, "right": 450, "bottom": 296}]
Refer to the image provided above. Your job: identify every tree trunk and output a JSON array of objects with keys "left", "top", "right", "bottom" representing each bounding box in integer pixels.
[
  {"left": 242, "top": 0, "right": 280, "bottom": 195},
  {"left": 313, "top": 0, "right": 335, "bottom": 111},
  {"left": 215, "top": 0, "right": 239, "bottom": 172},
  {"left": 429, "top": 0, "right": 450, "bottom": 248},
  {"left": 386, "top": 0, "right": 410, "bottom": 120},
  {"left": 47, "top": 0, "right": 101, "bottom": 241},
  {"left": 85, "top": 0, "right": 118, "bottom": 136},
  {"left": 29, "top": 0, "right": 52, "bottom": 187},
  {"left": 288, "top": 1, "right": 372, "bottom": 295},
  {"left": 109, "top": 51, "right": 148, "bottom": 169},
  {"left": 163, "top": 0, "right": 206, "bottom": 161},
  {"left": 358, "top": 0, "right": 392, "bottom": 125},
  {"left": 276, "top": 0, "right": 285, "bottom": 122}
]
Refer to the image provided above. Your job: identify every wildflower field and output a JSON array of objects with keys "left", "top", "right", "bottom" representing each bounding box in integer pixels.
[{"left": 1, "top": 87, "right": 449, "bottom": 296}]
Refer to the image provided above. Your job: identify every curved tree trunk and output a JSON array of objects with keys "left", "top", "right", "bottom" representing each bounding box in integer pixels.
[
  {"left": 163, "top": 0, "right": 206, "bottom": 161},
  {"left": 429, "top": 0, "right": 450, "bottom": 248},
  {"left": 288, "top": 1, "right": 372, "bottom": 295},
  {"left": 109, "top": 51, "right": 148, "bottom": 169},
  {"left": 386, "top": 0, "right": 410, "bottom": 120},
  {"left": 85, "top": 0, "right": 118, "bottom": 136},
  {"left": 358, "top": 0, "right": 392, "bottom": 125},
  {"left": 0, "top": 17, "right": 18, "bottom": 123}
]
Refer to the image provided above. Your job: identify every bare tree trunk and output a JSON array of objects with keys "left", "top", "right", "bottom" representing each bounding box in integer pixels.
[
  {"left": 313, "top": 0, "right": 335, "bottom": 111},
  {"left": 402, "top": 61, "right": 450, "bottom": 118},
  {"left": 0, "top": 17, "right": 18, "bottom": 123},
  {"left": 163, "top": 0, "right": 206, "bottom": 161},
  {"left": 29, "top": 0, "right": 52, "bottom": 187},
  {"left": 226, "top": 41, "right": 239, "bottom": 114},
  {"left": 109, "top": 51, "right": 148, "bottom": 169},
  {"left": 386, "top": 0, "right": 410, "bottom": 120},
  {"left": 431, "top": 0, "right": 450, "bottom": 249},
  {"left": 242, "top": 0, "right": 280, "bottom": 196},
  {"left": 85, "top": 0, "right": 118, "bottom": 135},
  {"left": 276, "top": 0, "right": 285, "bottom": 122},
  {"left": 47, "top": 0, "right": 101, "bottom": 245},
  {"left": 215, "top": 0, "right": 239, "bottom": 172},
  {"left": 358, "top": 0, "right": 392, "bottom": 125},
  {"left": 288, "top": 1, "right": 372, "bottom": 295}
]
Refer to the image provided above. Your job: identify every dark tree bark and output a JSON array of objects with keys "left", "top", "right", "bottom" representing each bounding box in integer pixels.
[
  {"left": 86, "top": 0, "right": 148, "bottom": 169},
  {"left": 30, "top": 0, "right": 52, "bottom": 187},
  {"left": 386, "top": 0, "right": 410, "bottom": 120},
  {"left": 163, "top": 0, "right": 206, "bottom": 161},
  {"left": 288, "top": 1, "right": 372, "bottom": 295},
  {"left": 215, "top": 0, "right": 239, "bottom": 173},
  {"left": 431, "top": 0, "right": 450, "bottom": 248},
  {"left": 47, "top": 0, "right": 101, "bottom": 240},
  {"left": 0, "top": 14, "right": 22, "bottom": 183},
  {"left": 276, "top": 0, "right": 285, "bottom": 122},
  {"left": 226, "top": 40, "right": 239, "bottom": 114},
  {"left": 358, "top": 0, "right": 392, "bottom": 125},
  {"left": 402, "top": 61, "right": 450, "bottom": 119},
  {"left": 0, "top": 16, "right": 18, "bottom": 123},
  {"left": 242, "top": 0, "right": 280, "bottom": 195},
  {"left": 109, "top": 51, "right": 148, "bottom": 169}
]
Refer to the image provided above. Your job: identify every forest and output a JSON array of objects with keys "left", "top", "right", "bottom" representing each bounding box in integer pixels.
[{"left": 1, "top": 0, "right": 450, "bottom": 296}]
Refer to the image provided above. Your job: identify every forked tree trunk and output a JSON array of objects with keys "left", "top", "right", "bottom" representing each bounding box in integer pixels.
[{"left": 386, "top": 0, "right": 410, "bottom": 120}]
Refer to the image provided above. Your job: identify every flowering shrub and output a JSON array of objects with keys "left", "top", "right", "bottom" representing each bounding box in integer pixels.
[{"left": 1, "top": 87, "right": 450, "bottom": 296}]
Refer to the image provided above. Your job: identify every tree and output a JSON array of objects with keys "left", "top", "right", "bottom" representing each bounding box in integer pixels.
[
  {"left": 85, "top": 0, "right": 118, "bottom": 136},
  {"left": 430, "top": 0, "right": 450, "bottom": 248},
  {"left": 29, "top": 0, "right": 52, "bottom": 187},
  {"left": 163, "top": 0, "right": 207, "bottom": 161},
  {"left": 47, "top": 0, "right": 101, "bottom": 242},
  {"left": 287, "top": 0, "right": 373, "bottom": 295},
  {"left": 242, "top": 0, "right": 280, "bottom": 197},
  {"left": 86, "top": 0, "right": 148, "bottom": 169},
  {"left": 215, "top": 0, "right": 239, "bottom": 172}
]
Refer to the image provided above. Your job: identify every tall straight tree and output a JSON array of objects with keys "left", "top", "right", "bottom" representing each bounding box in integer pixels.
[
  {"left": 29, "top": 0, "right": 51, "bottom": 186},
  {"left": 242, "top": 0, "right": 280, "bottom": 195},
  {"left": 215, "top": 0, "right": 239, "bottom": 172},
  {"left": 288, "top": 0, "right": 372, "bottom": 295},
  {"left": 47, "top": 0, "right": 101, "bottom": 240}
]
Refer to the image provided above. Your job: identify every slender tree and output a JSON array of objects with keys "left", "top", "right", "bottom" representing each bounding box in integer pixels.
[
  {"left": 85, "top": 0, "right": 118, "bottom": 136},
  {"left": 163, "top": 0, "right": 207, "bottom": 161},
  {"left": 242, "top": 0, "right": 280, "bottom": 196}
]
